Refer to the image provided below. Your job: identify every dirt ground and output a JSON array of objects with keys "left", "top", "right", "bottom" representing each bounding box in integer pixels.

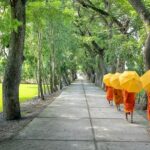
[{"left": 0, "top": 91, "right": 61, "bottom": 142}]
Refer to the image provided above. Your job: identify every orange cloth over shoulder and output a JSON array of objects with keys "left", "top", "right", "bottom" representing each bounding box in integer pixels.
[
  {"left": 106, "top": 86, "right": 113, "bottom": 101},
  {"left": 113, "top": 89, "right": 123, "bottom": 106},
  {"left": 123, "top": 90, "right": 135, "bottom": 113},
  {"left": 147, "top": 92, "right": 150, "bottom": 121}
]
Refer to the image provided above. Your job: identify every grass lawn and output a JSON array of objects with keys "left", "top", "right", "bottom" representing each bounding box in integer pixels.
[{"left": 0, "top": 84, "right": 38, "bottom": 112}]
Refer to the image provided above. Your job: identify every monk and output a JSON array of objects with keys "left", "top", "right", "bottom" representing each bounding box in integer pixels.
[
  {"left": 123, "top": 90, "right": 136, "bottom": 123},
  {"left": 113, "top": 89, "right": 123, "bottom": 111},
  {"left": 106, "top": 86, "right": 113, "bottom": 105},
  {"left": 147, "top": 92, "right": 150, "bottom": 121}
]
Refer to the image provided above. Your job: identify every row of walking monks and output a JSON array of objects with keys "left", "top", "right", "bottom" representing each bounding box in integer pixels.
[{"left": 105, "top": 86, "right": 150, "bottom": 123}]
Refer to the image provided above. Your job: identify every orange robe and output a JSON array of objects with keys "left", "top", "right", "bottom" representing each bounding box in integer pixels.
[
  {"left": 113, "top": 89, "right": 123, "bottom": 106},
  {"left": 106, "top": 86, "right": 113, "bottom": 101},
  {"left": 123, "top": 91, "right": 135, "bottom": 113},
  {"left": 147, "top": 92, "right": 150, "bottom": 120}
]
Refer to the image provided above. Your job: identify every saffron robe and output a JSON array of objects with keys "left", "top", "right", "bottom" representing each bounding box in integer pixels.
[
  {"left": 106, "top": 86, "right": 113, "bottom": 101},
  {"left": 113, "top": 89, "right": 123, "bottom": 106},
  {"left": 147, "top": 92, "right": 150, "bottom": 120},
  {"left": 123, "top": 91, "right": 135, "bottom": 113}
]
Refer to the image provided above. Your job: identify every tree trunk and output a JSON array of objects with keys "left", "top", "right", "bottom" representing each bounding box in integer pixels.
[
  {"left": 99, "top": 54, "right": 107, "bottom": 74},
  {"left": 51, "top": 43, "right": 56, "bottom": 92},
  {"left": 90, "top": 68, "right": 95, "bottom": 83},
  {"left": 35, "top": 66, "right": 40, "bottom": 97},
  {"left": 59, "top": 75, "right": 63, "bottom": 90},
  {"left": 43, "top": 79, "right": 47, "bottom": 95},
  {"left": 128, "top": 0, "right": 150, "bottom": 70},
  {"left": 128, "top": 0, "right": 150, "bottom": 26},
  {"left": 41, "top": 62, "right": 51, "bottom": 95},
  {"left": 62, "top": 74, "right": 69, "bottom": 86},
  {"left": 95, "top": 55, "right": 102, "bottom": 86},
  {"left": 45, "top": 77, "right": 51, "bottom": 95},
  {"left": 49, "top": 50, "right": 53, "bottom": 93},
  {"left": 2, "top": 0, "right": 26, "bottom": 120},
  {"left": 99, "top": 54, "right": 107, "bottom": 87},
  {"left": 144, "top": 32, "right": 150, "bottom": 70},
  {"left": 116, "top": 57, "right": 125, "bottom": 72},
  {"left": 37, "top": 32, "right": 44, "bottom": 100}
]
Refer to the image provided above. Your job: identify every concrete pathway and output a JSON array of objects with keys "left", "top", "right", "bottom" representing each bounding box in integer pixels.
[{"left": 0, "top": 80, "right": 150, "bottom": 150}]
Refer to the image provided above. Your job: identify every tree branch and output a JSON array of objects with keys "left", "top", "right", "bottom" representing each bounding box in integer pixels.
[
  {"left": 128, "top": 0, "right": 150, "bottom": 26},
  {"left": 76, "top": 0, "right": 128, "bottom": 33}
]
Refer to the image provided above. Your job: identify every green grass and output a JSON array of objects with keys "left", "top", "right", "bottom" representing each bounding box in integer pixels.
[{"left": 0, "top": 84, "right": 38, "bottom": 112}]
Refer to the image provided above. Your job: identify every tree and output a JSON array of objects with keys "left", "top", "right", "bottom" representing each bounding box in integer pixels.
[
  {"left": 128, "top": 0, "right": 150, "bottom": 70},
  {"left": 2, "top": 0, "right": 26, "bottom": 120}
]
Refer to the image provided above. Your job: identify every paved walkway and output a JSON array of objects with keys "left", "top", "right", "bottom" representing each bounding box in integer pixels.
[{"left": 0, "top": 80, "right": 150, "bottom": 150}]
